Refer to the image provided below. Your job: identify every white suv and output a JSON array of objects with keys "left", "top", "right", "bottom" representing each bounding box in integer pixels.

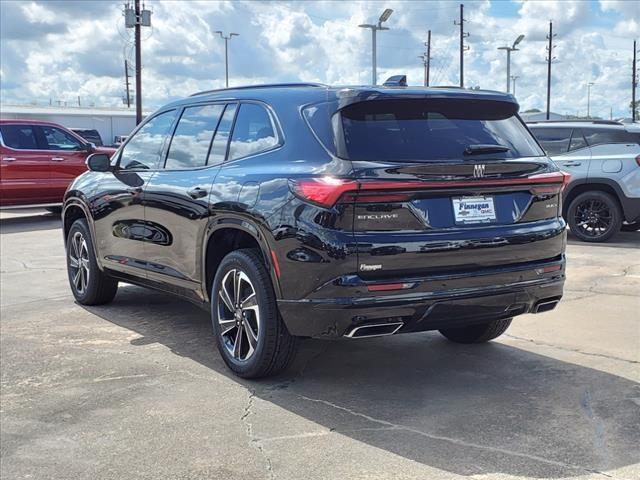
[{"left": 528, "top": 121, "right": 640, "bottom": 242}]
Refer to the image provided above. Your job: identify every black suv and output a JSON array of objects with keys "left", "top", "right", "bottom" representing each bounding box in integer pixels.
[{"left": 63, "top": 82, "right": 568, "bottom": 378}]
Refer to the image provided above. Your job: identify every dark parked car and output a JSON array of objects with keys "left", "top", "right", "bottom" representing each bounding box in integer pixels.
[
  {"left": 70, "top": 128, "right": 104, "bottom": 147},
  {"left": 62, "top": 82, "right": 569, "bottom": 378}
]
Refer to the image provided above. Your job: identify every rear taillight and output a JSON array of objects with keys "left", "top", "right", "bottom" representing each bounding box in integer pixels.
[
  {"left": 289, "top": 177, "right": 357, "bottom": 207},
  {"left": 290, "top": 171, "right": 572, "bottom": 208},
  {"left": 636, "top": 155, "right": 640, "bottom": 167}
]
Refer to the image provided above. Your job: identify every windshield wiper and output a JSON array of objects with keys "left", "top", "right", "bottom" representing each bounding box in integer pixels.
[{"left": 463, "top": 144, "right": 511, "bottom": 156}]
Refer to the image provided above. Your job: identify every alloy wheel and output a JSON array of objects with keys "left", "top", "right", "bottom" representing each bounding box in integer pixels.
[
  {"left": 216, "top": 269, "right": 260, "bottom": 361},
  {"left": 574, "top": 198, "right": 613, "bottom": 239},
  {"left": 68, "top": 231, "right": 90, "bottom": 294}
]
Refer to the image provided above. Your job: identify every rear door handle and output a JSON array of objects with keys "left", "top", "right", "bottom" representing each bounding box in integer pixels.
[
  {"left": 187, "top": 187, "right": 208, "bottom": 199},
  {"left": 3, "top": 157, "right": 17, "bottom": 162},
  {"left": 562, "top": 161, "right": 582, "bottom": 167},
  {"left": 51, "top": 157, "right": 65, "bottom": 161}
]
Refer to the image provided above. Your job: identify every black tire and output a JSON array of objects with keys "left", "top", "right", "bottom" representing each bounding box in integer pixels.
[
  {"left": 46, "top": 206, "right": 62, "bottom": 214},
  {"left": 211, "top": 248, "right": 298, "bottom": 379},
  {"left": 621, "top": 221, "right": 640, "bottom": 232},
  {"left": 66, "top": 218, "right": 118, "bottom": 305},
  {"left": 439, "top": 318, "right": 513, "bottom": 344},
  {"left": 567, "top": 191, "right": 622, "bottom": 243}
]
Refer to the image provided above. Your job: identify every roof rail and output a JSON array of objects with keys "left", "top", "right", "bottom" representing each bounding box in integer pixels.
[
  {"left": 526, "top": 119, "right": 623, "bottom": 125},
  {"left": 190, "top": 82, "right": 327, "bottom": 97}
]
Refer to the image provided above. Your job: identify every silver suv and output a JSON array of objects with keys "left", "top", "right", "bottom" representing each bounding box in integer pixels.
[{"left": 528, "top": 120, "right": 640, "bottom": 242}]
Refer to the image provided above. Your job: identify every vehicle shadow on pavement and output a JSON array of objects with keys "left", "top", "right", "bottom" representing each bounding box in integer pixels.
[
  {"left": 567, "top": 230, "right": 640, "bottom": 248},
  {"left": 84, "top": 285, "right": 640, "bottom": 479},
  {"left": 0, "top": 212, "right": 62, "bottom": 234}
]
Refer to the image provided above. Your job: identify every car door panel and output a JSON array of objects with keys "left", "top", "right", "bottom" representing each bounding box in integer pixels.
[
  {"left": 551, "top": 129, "right": 590, "bottom": 182},
  {"left": 0, "top": 124, "right": 56, "bottom": 206},
  {"left": 142, "top": 103, "right": 229, "bottom": 294},
  {"left": 92, "top": 109, "right": 178, "bottom": 279}
]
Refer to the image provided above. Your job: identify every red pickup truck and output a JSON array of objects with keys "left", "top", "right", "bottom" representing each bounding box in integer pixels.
[{"left": 0, "top": 120, "right": 116, "bottom": 210}]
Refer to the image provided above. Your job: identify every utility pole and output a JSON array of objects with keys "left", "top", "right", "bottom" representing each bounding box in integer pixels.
[
  {"left": 124, "top": 1, "right": 151, "bottom": 125},
  {"left": 215, "top": 31, "right": 239, "bottom": 88},
  {"left": 134, "top": 0, "right": 142, "bottom": 124},
  {"left": 545, "top": 21, "right": 556, "bottom": 120},
  {"left": 511, "top": 75, "right": 519, "bottom": 96},
  {"left": 124, "top": 59, "right": 131, "bottom": 108},
  {"left": 454, "top": 4, "right": 469, "bottom": 88},
  {"left": 359, "top": 8, "right": 393, "bottom": 85},
  {"left": 587, "top": 82, "right": 594, "bottom": 118},
  {"left": 426, "top": 30, "right": 431, "bottom": 86},
  {"left": 633, "top": 40, "right": 637, "bottom": 122}
]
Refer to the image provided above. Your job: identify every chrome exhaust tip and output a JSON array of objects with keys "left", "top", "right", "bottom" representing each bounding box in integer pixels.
[
  {"left": 533, "top": 299, "right": 559, "bottom": 314},
  {"left": 345, "top": 322, "right": 404, "bottom": 339}
]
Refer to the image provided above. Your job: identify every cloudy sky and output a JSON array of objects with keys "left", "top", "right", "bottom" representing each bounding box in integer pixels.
[{"left": 0, "top": 0, "right": 638, "bottom": 118}]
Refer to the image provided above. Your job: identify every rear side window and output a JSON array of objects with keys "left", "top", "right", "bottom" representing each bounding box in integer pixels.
[
  {"left": 583, "top": 128, "right": 639, "bottom": 146},
  {"left": 165, "top": 104, "right": 224, "bottom": 169},
  {"left": 0, "top": 125, "right": 38, "bottom": 150},
  {"left": 568, "top": 129, "right": 587, "bottom": 151},
  {"left": 41, "top": 126, "right": 83, "bottom": 151},
  {"left": 308, "top": 99, "right": 543, "bottom": 162},
  {"left": 119, "top": 110, "right": 177, "bottom": 170},
  {"left": 529, "top": 128, "right": 572, "bottom": 155},
  {"left": 228, "top": 103, "right": 278, "bottom": 161}
]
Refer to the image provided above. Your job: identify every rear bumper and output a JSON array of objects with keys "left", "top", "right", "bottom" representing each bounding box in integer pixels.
[{"left": 277, "top": 256, "right": 566, "bottom": 338}]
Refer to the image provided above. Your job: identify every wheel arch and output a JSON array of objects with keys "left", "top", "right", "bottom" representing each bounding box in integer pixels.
[
  {"left": 62, "top": 199, "right": 104, "bottom": 270},
  {"left": 563, "top": 179, "right": 623, "bottom": 218},
  {"left": 202, "top": 219, "right": 281, "bottom": 303}
]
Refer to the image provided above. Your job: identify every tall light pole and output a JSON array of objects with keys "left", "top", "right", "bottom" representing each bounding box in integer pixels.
[
  {"left": 215, "top": 31, "right": 239, "bottom": 88},
  {"left": 497, "top": 34, "right": 524, "bottom": 93},
  {"left": 359, "top": 8, "right": 393, "bottom": 85},
  {"left": 587, "top": 82, "right": 595, "bottom": 118},
  {"left": 511, "top": 75, "right": 519, "bottom": 97}
]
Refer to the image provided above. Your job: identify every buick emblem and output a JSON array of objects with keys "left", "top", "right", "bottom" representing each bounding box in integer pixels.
[{"left": 473, "top": 164, "right": 486, "bottom": 178}]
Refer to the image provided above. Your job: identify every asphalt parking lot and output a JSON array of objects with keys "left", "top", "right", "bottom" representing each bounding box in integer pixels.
[{"left": 1, "top": 209, "right": 638, "bottom": 480}]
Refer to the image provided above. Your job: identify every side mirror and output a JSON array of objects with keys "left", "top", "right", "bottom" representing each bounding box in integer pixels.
[
  {"left": 86, "top": 153, "right": 112, "bottom": 172},
  {"left": 85, "top": 142, "right": 96, "bottom": 153}
]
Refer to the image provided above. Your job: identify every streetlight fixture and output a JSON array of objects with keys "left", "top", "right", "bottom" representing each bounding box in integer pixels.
[
  {"left": 587, "top": 82, "right": 595, "bottom": 118},
  {"left": 510, "top": 75, "right": 519, "bottom": 96},
  {"left": 215, "top": 31, "right": 239, "bottom": 88},
  {"left": 497, "top": 34, "right": 524, "bottom": 93},
  {"left": 359, "top": 8, "right": 393, "bottom": 85}
]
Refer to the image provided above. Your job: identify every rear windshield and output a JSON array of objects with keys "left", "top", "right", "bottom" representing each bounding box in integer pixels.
[{"left": 305, "top": 98, "right": 544, "bottom": 162}]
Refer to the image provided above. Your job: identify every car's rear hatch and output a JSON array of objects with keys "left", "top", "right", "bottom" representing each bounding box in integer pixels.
[{"left": 303, "top": 93, "right": 567, "bottom": 280}]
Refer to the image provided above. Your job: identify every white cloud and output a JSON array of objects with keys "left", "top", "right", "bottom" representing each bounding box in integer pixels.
[{"left": 0, "top": 0, "right": 638, "bottom": 118}]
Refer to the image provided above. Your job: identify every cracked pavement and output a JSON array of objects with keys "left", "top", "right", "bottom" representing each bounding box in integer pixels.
[{"left": 1, "top": 209, "right": 639, "bottom": 479}]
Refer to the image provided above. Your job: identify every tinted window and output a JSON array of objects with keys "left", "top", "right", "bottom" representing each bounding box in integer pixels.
[
  {"left": 0, "top": 125, "right": 38, "bottom": 150},
  {"left": 165, "top": 104, "right": 224, "bottom": 169},
  {"left": 41, "top": 126, "right": 83, "bottom": 151},
  {"left": 583, "top": 128, "right": 639, "bottom": 146},
  {"left": 228, "top": 103, "right": 278, "bottom": 161},
  {"left": 208, "top": 104, "right": 237, "bottom": 164},
  {"left": 568, "top": 129, "right": 587, "bottom": 151},
  {"left": 119, "top": 110, "right": 177, "bottom": 170},
  {"left": 335, "top": 99, "right": 543, "bottom": 162},
  {"left": 529, "top": 128, "right": 572, "bottom": 155}
]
